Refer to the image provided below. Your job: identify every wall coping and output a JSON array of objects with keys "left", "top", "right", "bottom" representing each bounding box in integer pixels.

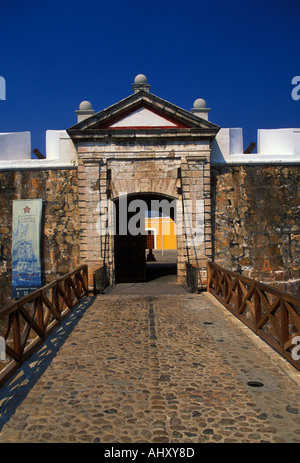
[
  {"left": 0, "top": 127, "right": 300, "bottom": 169},
  {"left": 0, "top": 159, "right": 77, "bottom": 171}
]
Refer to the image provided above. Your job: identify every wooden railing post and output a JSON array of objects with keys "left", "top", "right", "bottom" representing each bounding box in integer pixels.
[
  {"left": 36, "top": 295, "right": 45, "bottom": 339},
  {"left": 280, "top": 299, "right": 289, "bottom": 356},
  {"left": 12, "top": 308, "right": 21, "bottom": 362},
  {"left": 254, "top": 285, "right": 261, "bottom": 334},
  {"left": 207, "top": 261, "right": 212, "bottom": 292},
  {"left": 215, "top": 268, "right": 219, "bottom": 291},
  {"left": 65, "top": 278, "right": 72, "bottom": 308},
  {"left": 53, "top": 286, "right": 60, "bottom": 321},
  {"left": 236, "top": 277, "right": 242, "bottom": 312},
  {"left": 224, "top": 273, "right": 229, "bottom": 300}
]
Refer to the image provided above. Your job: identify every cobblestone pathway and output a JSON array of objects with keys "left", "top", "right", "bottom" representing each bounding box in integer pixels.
[{"left": 0, "top": 289, "right": 300, "bottom": 443}]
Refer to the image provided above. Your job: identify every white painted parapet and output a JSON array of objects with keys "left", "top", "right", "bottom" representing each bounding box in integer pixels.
[
  {"left": 210, "top": 128, "right": 243, "bottom": 163},
  {"left": 211, "top": 128, "right": 300, "bottom": 164},
  {"left": 0, "top": 126, "right": 299, "bottom": 169},
  {"left": 0, "top": 130, "right": 77, "bottom": 170},
  {"left": 0, "top": 132, "right": 31, "bottom": 160},
  {"left": 46, "top": 130, "right": 77, "bottom": 163},
  {"left": 257, "top": 128, "right": 298, "bottom": 155}
]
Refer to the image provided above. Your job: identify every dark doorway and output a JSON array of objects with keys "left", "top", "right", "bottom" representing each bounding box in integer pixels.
[
  {"left": 114, "top": 233, "right": 146, "bottom": 282},
  {"left": 114, "top": 198, "right": 146, "bottom": 282},
  {"left": 114, "top": 193, "right": 177, "bottom": 283}
]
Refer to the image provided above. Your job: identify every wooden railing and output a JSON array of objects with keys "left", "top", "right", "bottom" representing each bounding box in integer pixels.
[
  {"left": 186, "top": 263, "right": 198, "bottom": 293},
  {"left": 0, "top": 265, "right": 88, "bottom": 387},
  {"left": 94, "top": 264, "right": 109, "bottom": 294},
  {"left": 207, "top": 261, "right": 300, "bottom": 371}
]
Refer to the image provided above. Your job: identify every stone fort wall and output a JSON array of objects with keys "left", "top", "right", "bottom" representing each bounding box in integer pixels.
[
  {"left": 0, "top": 163, "right": 299, "bottom": 308},
  {"left": 0, "top": 168, "right": 80, "bottom": 308},
  {"left": 211, "top": 164, "right": 300, "bottom": 295}
]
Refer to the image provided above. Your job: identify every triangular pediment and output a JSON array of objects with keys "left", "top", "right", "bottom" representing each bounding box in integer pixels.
[
  {"left": 108, "top": 107, "right": 181, "bottom": 129},
  {"left": 67, "top": 90, "right": 220, "bottom": 139},
  {"left": 92, "top": 100, "right": 191, "bottom": 130}
]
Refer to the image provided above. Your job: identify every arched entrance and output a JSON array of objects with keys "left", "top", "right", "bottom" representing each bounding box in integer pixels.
[{"left": 114, "top": 193, "right": 177, "bottom": 283}]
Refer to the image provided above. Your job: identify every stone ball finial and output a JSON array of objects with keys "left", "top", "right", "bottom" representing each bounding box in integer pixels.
[
  {"left": 193, "top": 98, "right": 206, "bottom": 109},
  {"left": 134, "top": 74, "right": 148, "bottom": 84},
  {"left": 79, "top": 100, "right": 93, "bottom": 110}
]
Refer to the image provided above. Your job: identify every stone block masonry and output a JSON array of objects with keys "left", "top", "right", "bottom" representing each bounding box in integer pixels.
[
  {"left": 0, "top": 169, "right": 80, "bottom": 308},
  {"left": 76, "top": 147, "right": 212, "bottom": 289},
  {"left": 211, "top": 165, "right": 300, "bottom": 296}
]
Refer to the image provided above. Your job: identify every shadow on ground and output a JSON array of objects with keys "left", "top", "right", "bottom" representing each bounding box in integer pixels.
[
  {"left": 0, "top": 296, "right": 96, "bottom": 432},
  {"left": 145, "top": 262, "right": 177, "bottom": 282}
]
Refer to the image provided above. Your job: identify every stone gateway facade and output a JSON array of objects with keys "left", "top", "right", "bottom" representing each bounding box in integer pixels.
[
  {"left": 67, "top": 78, "right": 219, "bottom": 288},
  {"left": 0, "top": 74, "right": 299, "bottom": 307}
]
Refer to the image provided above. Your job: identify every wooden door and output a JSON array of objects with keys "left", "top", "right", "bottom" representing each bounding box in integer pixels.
[{"left": 115, "top": 233, "right": 146, "bottom": 282}]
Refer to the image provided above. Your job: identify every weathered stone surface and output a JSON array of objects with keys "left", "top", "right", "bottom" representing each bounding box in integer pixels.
[
  {"left": 0, "top": 169, "right": 80, "bottom": 308},
  {"left": 0, "top": 160, "right": 299, "bottom": 310},
  {"left": 211, "top": 165, "right": 300, "bottom": 295},
  {"left": 77, "top": 141, "right": 211, "bottom": 288}
]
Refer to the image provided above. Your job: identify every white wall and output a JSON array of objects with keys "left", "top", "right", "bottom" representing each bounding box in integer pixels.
[
  {"left": 46, "top": 130, "right": 77, "bottom": 163},
  {"left": 258, "top": 128, "right": 296, "bottom": 155},
  {"left": 0, "top": 132, "right": 31, "bottom": 160},
  {"left": 0, "top": 130, "right": 77, "bottom": 169},
  {"left": 210, "top": 128, "right": 243, "bottom": 163},
  {"left": 211, "top": 128, "right": 300, "bottom": 164}
]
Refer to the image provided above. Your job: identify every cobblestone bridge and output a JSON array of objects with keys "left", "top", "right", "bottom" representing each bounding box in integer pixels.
[{"left": 0, "top": 275, "right": 300, "bottom": 443}]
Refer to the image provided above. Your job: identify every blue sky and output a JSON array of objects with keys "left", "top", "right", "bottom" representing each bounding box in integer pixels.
[{"left": 0, "top": 0, "right": 299, "bottom": 156}]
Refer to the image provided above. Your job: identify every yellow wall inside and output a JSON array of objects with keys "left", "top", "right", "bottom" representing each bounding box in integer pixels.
[{"left": 145, "top": 217, "right": 177, "bottom": 250}]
